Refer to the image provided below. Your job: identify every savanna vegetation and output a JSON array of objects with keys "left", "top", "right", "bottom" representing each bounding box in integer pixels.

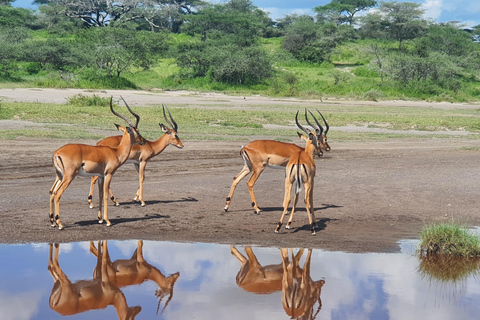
[{"left": 0, "top": 0, "right": 479, "bottom": 102}]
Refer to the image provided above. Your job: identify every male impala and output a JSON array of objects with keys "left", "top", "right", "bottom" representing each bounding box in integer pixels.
[
  {"left": 275, "top": 111, "right": 319, "bottom": 235},
  {"left": 231, "top": 246, "right": 325, "bottom": 319},
  {"left": 230, "top": 245, "right": 302, "bottom": 294},
  {"left": 49, "top": 97, "right": 146, "bottom": 229},
  {"left": 48, "top": 242, "right": 142, "bottom": 319},
  {"left": 224, "top": 110, "right": 329, "bottom": 214},
  {"left": 90, "top": 240, "right": 180, "bottom": 314},
  {"left": 280, "top": 248, "right": 325, "bottom": 319},
  {"left": 87, "top": 105, "right": 183, "bottom": 208}
]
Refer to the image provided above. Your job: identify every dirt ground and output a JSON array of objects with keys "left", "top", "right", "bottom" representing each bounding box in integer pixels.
[{"left": 1, "top": 88, "right": 480, "bottom": 253}]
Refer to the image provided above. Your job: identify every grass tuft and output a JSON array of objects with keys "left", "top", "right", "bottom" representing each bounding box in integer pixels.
[
  {"left": 419, "top": 222, "right": 480, "bottom": 257},
  {"left": 418, "top": 254, "right": 480, "bottom": 282}
]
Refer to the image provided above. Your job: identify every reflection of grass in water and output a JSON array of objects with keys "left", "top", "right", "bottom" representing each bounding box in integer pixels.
[{"left": 418, "top": 255, "right": 480, "bottom": 283}]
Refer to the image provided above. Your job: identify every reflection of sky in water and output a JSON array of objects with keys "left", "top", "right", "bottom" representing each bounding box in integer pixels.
[{"left": 0, "top": 240, "right": 479, "bottom": 320}]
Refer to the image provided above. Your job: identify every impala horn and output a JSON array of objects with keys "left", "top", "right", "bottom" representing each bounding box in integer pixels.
[
  {"left": 305, "top": 109, "right": 323, "bottom": 137},
  {"left": 120, "top": 96, "right": 140, "bottom": 128},
  {"left": 110, "top": 97, "right": 135, "bottom": 127},
  {"left": 295, "top": 110, "right": 310, "bottom": 136},
  {"left": 316, "top": 109, "right": 329, "bottom": 135},
  {"left": 162, "top": 104, "right": 178, "bottom": 131}
]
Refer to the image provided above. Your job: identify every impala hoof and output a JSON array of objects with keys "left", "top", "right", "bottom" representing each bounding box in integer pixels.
[
  {"left": 141, "top": 203, "right": 145, "bottom": 207},
  {"left": 89, "top": 204, "right": 94, "bottom": 209},
  {"left": 224, "top": 206, "right": 229, "bottom": 212},
  {"left": 286, "top": 225, "right": 291, "bottom": 230},
  {"left": 98, "top": 219, "right": 104, "bottom": 224}
]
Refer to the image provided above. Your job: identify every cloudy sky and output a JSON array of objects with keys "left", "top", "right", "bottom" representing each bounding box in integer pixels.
[{"left": 12, "top": 0, "right": 480, "bottom": 27}]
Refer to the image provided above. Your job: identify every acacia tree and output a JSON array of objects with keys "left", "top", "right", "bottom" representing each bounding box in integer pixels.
[
  {"left": 314, "top": 0, "right": 377, "bottom": 25},
  {"left": 36, "top": 0, "right": 205, "bottom": 31},
  {"left": 176, "top": 0, "right": 273, "bottom": 85},
  {"left": 35, "top": 0, "right": 158, "bottom": 28},
  {"left": 377, "top": 1, "right": 428, "bottom": 50}
]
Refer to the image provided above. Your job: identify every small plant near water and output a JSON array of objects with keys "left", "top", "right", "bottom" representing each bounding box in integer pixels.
[{"left": 419, "top": 222, "right": 480, "bottom": 257}]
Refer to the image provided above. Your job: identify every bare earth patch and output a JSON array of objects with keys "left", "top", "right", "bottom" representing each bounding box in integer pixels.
[{"left": 1, "top": 88, "right": 480, "bottom": 253}]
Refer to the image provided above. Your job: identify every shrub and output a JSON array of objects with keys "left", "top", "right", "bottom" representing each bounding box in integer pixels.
[
  {"left": 67, "top": 94, "right": 110, "bottom": 107},
  {"left": 419, "top": 222, "right": 480, "bottom": 257}
]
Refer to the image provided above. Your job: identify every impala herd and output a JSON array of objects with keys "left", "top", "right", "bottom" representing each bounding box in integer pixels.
[{"left": 49, "top": 96, "right": 330, "bottom": 235}]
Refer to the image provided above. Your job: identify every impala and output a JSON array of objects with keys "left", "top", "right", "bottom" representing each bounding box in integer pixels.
[
  {"left": 87, "top": 105, "right": 183, "bottom": 208},
  {"left": 49, "top": 97, "right": 146, "bottom": 230},
  {"left": 230, "top": 245, "right": 302, "bottom": 294},
  {"left": 280, "top": 248, "right": 325, "bottom": 319},
  {"left": 224, "top": 110, "right": 329, "bottom": 214},
  {"left": 275, "top": 111, "right": 319, "bottom": 235},
  {"left": 48, "top": 242, "right": 142, "bottom": 319},
  {"left": 231, "top": 246, "right": 325, "bottom": 319},
  {"left": 90, "top": 240, "right": 180, "bottom": 314}
]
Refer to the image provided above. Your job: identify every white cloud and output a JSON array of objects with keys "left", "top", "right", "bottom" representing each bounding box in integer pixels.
[
  {"left": 422, "top": 0, "right": 443, "bottom": 20},
  {"left": 0, "top": 291, "right": 42, "bottom": 320}
]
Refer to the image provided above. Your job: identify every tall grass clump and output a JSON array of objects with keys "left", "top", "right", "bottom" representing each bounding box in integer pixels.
[
  {"left": 419, "top": 222, "right": 480, "bottom": 257},
  {"left": 67, "top": 94, "right": 110, "bottom": 107}
]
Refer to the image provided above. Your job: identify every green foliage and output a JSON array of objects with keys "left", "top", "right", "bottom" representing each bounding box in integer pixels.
[
  {"left": 67, "top": 94, "right": 111, "bottom": 107},
  {"left": 418, "top": 254, "right": 480, "bottom": 283},
  {"left": 353, "top": 66, "right": 378, "bottom": 77},
  {"left": 419, "top": 222, "right": 480, "bottom": 257},
  {"left": 0, "top": 6, "right": 37, "bottom": 28}
]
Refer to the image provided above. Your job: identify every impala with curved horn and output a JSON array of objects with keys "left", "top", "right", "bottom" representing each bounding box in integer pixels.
[
  {"left": 49, "top": 97, "right": 146, "bottom": 229},
  {"left": 87, "top": 104, "right": 183, "bottom": 207},
  {"left": 48, "top": 242, "right": 142, "bottom": 319},
  {"left": 275, "top": 110, "right": 319, "bottom": 235},
  {"left": 224, "top": 110, "right": 329, "bottom": 214},
  {"left": 231, "top": 246, "right": 325, "bottom": 319},
  {"left": 280, "top": 248, "right": 325, "bottom": 319},
  {"left": 90, "top": 240, "right": 180, "bottom": 315}
]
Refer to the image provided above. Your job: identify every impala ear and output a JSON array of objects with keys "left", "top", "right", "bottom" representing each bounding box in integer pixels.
[
  {"left": 115, "top": 123, "right": 128, "bottom": 133},
  {"left": 297, "top": 132, "right": 307, "bottom": 141},
  {"left": 159, "top": 123, "right": 168, "bottom": 132}
]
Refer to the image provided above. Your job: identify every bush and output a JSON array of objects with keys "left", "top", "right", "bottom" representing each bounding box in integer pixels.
[
  {"left": 353, "top": 66, "right": 378, "bottom": 78},
  {"left": 419, "top": 222, "right": 480, "bottom": 257},
  {"left": 67, "top": 94, "right": 110, "bottom": 107}
]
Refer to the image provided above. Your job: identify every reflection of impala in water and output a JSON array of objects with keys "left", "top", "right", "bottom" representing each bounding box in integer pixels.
[
  {"left": 48, "top": 240, "right": 180, "bottom": 318},
  {"left": 48, "top": 241, "right": 141, "bottom": 319},
  {"left": 89, "top": 240, "right": 180, "bottom": 313},
  {"left": 231, "top": 246, "right": 325, "bottom": 320}
]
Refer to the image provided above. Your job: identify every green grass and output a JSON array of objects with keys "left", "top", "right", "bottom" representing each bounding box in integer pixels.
[
  {"left": 419, "top": 222, "right": 480, "bottom": 257},
  {"left": 418, "top": 254, "right": 480, "bottom": 282},
  {"left": 2, "top": 98, "right": 480, "bottom": 141}
]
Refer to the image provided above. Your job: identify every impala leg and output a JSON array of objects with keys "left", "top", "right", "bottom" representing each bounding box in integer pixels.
[
  {"left": 246, "top": 166, "right": 265, "bottom": 214},
  {"left": 102, "top": 174, "right": 113, "bottom": 226},
  {"left": 285, "top": 190, "right": 299, "bottom": 230},
  {"left": 97, "top": 176, "right": 105, "bottom": 224},
  {"left": 108, "top": 187, "right": 119, "bottom": 206},
  {"left": 136, "top": 161, "right": 147, "bottom": 206},
  {"left": 275, "top": 175, "right": 293, "bottom": 233},
  {"left": 230, "top": 246, "right": 247, "bottom": 264},
  {"left": 304, "top": 183, "right": 316, "bottom": 235},
  {"left": 49, "top": 177, "right": 61, "bottom": 227},
  {"left": 88, "top": 176, "right": 98, "bottom": 209},
  {"left": 224, "top": 164, "right": 251, "bottom": 212},
  {"left": 52, "top": 176, "right": 73, "bottom": 230},
  {"left": 309, "top": 181, "right": 318, "bottom": 230}
]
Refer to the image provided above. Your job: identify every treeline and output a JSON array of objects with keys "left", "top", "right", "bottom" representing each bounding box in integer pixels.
[{"left": 1, "top": 0, "right": 479, "bottom": 101}]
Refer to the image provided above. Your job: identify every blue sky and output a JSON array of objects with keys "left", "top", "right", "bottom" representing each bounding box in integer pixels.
[{"left": 12, "top": 0, "right": 480, "bottom": 27}]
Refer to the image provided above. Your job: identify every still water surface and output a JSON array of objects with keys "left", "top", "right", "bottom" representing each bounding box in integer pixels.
[{"left": 0, "top": 240, "right": 479, "bottom": 320}]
